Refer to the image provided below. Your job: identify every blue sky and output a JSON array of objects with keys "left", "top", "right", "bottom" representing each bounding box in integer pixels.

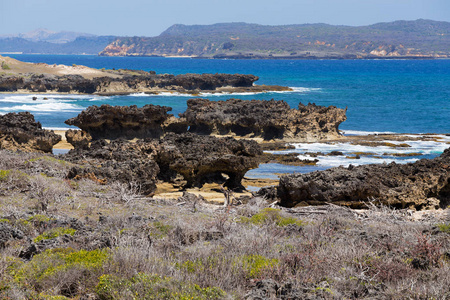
[{"left": 1, "top": 0, "right": 449, "bottom": 36}]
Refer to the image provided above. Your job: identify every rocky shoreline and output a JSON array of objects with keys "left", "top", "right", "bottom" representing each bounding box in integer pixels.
[
  {"left": 1, "top": 98, "right": 450, "bottom": 299},
  {"left": 0, "top": 55, "right": 290, "bottom": 95}
]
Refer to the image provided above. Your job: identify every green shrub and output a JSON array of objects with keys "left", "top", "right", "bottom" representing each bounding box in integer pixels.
[
  {"left": 175, "top": 259, "right": 205, "bottom": 273},
  {"left": 437, "top": 223, "right": 450, "bottom": 233},
  {"left": 1, "top": 62, "right": 11, "bottom": 70},
  {"left": 96, "top": 273, "right": 225, "bottom": 300},
  {"left": 239, "top": 208, "right": 304, "bottom": 227},
  {"left": 10, "top": 248, "right": 109, "bottom": 293},
  {"left": 0, "top": 169, "right": 11, "bottom": 181},
  {"left": 241, "top": 254, "right": 279, "bottom": 279},
  {"left": 34, "top": 227, "right": 77, "bottom": 243}
]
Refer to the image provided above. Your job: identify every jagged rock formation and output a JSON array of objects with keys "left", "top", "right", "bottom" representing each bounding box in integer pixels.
[
  {"left": 65, "top": 129, "right": 92, "bottom": 150},
  {"left": 65, "top": 104, "right": 178, "bottom": 140},
  {"left": 180, "top": 99, "right": 347, "bottom": 142},
  {"left": 276, "top": 148, "right": 450, "bottom": 209},
  {"left": 0, "top": 71, "right": 288, "bottom": 95},
  {"left": 155, "top": 133, "right": 262, "bottom": 188},
  {"left": 64, "top": 139, "right": 160, "bottom": 195},
  {"left": 64, "top": 133, "right": 261, "bottom": 192},
  {"left": 65, "top": 100, "right": 347, "bottom": 143},
  {"left": 0, "top": 112, "right": 61, "bottom": 153}
]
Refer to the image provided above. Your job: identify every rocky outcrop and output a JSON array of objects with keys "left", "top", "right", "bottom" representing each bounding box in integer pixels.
[
  {"left": 65, "top": 104, "right": 178, "bottom": 140},
  {"left": 65, "top": 129, "right": 92, "bottom": 150},
  {"left": 276, "top": 148, "right": 450, "bottom": 209},
  {"left": 64, "top": 133, "right": 261, "bottom": 192},
  {"left": 0, "top": 72, "right": 289, "bottom": 95},
  {"left": 180, "top": 98, "right": 346, "bottom": 142},
  {"left": 0, "top": 112, "right": 61, "bottom": 153},
  {"left": 65, "top": 100, "right": 347, "bottom": 142},
  {"left": 155, "top": 133, "right": 262, "bottom": 189},
  {"left": 64, "top": 139, "right": 160, "bottom": 195}
]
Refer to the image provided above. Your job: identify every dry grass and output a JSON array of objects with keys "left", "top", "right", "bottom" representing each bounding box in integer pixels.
[{"left": 1, "top": 150, "right": 450, "bottom": 299}]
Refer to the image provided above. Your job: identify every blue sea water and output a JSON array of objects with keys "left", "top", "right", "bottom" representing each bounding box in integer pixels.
[
  {"left": 1, "top": 55, "right": 449, "bottom": 179},
  {"left": 1, "top": 55, "right": 449, "bottom": 133}
]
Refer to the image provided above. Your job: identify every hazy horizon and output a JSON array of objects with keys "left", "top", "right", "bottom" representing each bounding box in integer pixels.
[{"left": 1, "top": 0, "right": 449, "bottom": 37}]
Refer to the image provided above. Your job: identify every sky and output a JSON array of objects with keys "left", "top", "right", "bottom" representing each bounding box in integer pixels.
[{"left": 1, "top": 0, "right": 449, "bottom": 36}]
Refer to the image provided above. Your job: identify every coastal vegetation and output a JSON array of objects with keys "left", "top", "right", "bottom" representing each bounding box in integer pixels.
[{"left": 0, "top": 149, "right": 449, "bottom": 299}]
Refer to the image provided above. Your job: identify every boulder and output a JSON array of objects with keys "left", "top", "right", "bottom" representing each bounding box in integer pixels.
[
  {"left": 155, "top": 133, "right": 262, "bottom": 189},
  {"left": 65, "top": 129, "right": 92, "bottom": 150},
  {"left": 277, "top": 148, "right": 450, "bottom": 209},
  {"left": 180, "top": 98, "right": 347, "bottom": 142},
  {"left": 0, "top": 112, "right": 61, "bottom": 152},
  {"left": 64, "top": 139, "right": 160, "bottom": 195}
]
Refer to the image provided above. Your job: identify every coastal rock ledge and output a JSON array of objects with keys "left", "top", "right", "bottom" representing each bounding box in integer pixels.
[
  {"left": 0, "top": 112, "right": 61, "bottom": 153},
  {"left": 65, "top": 99, "right": 347, "bottom": 142},
  {"left": 276, "top": 148, "right": 450, "bottom": 209},
  {"left": 180, "top": 98, "right": 346, "bottom": 142}
]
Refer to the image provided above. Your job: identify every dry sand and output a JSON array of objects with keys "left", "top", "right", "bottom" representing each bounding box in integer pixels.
[{"left": 0, "top": 55, "right": 121, "bottom": 80}]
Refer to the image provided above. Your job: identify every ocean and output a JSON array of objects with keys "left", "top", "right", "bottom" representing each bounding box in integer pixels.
[{"left": 1, "top": 55, "right": 449, "bottom": 178}]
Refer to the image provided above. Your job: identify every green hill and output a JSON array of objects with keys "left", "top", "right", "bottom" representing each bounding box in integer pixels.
[{"left": 99, "top": 19, "right": 450, "bottom": 59}]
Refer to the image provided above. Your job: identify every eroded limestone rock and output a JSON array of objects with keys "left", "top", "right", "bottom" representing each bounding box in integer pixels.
[
  {"left": 180, "top": 98, "right": 347, "bottom": 142},
  {"left": 276, "top": 148, "right": 450, "bottom": 209},
  {"left": 0, "top": 112, "right": 61, "bottom": 153}
]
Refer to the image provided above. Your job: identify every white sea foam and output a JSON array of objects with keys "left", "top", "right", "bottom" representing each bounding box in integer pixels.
[
  {"left": 0, "top": 103, "right": 82, "bottom": 112},
  {"left": 125, "top": 87, "right": 321, "bottom": 97},
  {"left": 341, "top": 129, "right": 397, "bottom": 136},
  {"left": 290, "top": 87, "right": 322, "bottom": 93},
  {"left": 0, "top": 94, "right": 99, "bottom": 104},
  {"left": 266, "top": 136, "right": 448, "bottom": 170}
]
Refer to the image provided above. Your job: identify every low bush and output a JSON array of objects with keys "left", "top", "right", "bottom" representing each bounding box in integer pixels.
[
  {"left": 10, "top": 248, "right": 110, "bottom": 296},
  {"left": 96, "top": 273, "right": 226, "bottom": 300},
  {"left": 239, "top": 207, "right": 304, "bottom": 227},
  {"left": 34, "top": 227, "right": 77, "bottom": 243}
]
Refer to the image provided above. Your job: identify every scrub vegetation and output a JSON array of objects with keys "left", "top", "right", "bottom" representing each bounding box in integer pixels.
[{"left": 0, "top": 149, "right": 449, "bottom": 299}]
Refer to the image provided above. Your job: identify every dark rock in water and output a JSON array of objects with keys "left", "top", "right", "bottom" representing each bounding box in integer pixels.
[
  {"left": 65, "top": 139, "right": 160, "bottom": 195},
  {"left": 0, "top": 112, "right": 61, "bottom": 152},
  {"left": 155, "top": 133, "right": 262, "bottom": 189},
  {"left": 0, "top": 72, "right": 269, "bottom": 95},
  {"left": 277, "top": 148, "right": 450, "bottom": 209},
  {"left": 179, "top": 98, "right": 347, "bottom": 142},
  {"left": 65, "top": 104, "right": 179, "bottom": 140}
]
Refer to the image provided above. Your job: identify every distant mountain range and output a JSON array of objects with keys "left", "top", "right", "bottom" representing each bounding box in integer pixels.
[
  {"left": 2, "top": 20, "right": 450, "bottom": 58},
  {"left": 0, "top": 28, "right": 96, "bottom": 43},
  {"left": 99, "top": 19, "right": 450, "bottom": 59},
  {"left": 0, "top": 29, "right": 116, "bottom": 54}
]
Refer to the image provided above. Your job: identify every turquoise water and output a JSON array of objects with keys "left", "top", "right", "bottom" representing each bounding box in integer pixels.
[
  {"left": 1, "top": 55, "right": 449, "bottom": 134},
  {"left": 1, "top": 55, "right": 449, "bottom": 177}
]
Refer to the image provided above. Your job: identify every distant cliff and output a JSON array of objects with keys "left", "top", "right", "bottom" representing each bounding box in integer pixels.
[{"left": 99, "top": 19, "right": 450, "bottom": 59}]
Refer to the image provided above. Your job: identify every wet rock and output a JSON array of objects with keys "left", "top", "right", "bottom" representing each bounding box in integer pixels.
[
  {"left": 180, "top": 98, "right": 346, "bottom": 142},
  {"left": 155, "top": 133, "right": 262, "bottom": 189},
  {"left": 277, "top": 148, "right": 450, "bottom": 209},
  {"left": 0, "top": 112, "right": 61, "bottom": 152}
]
